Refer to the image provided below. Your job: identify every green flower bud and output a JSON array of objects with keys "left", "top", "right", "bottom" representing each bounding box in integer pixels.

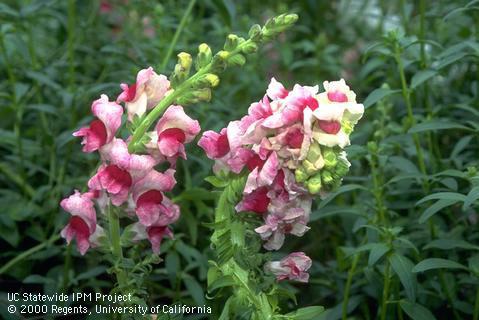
[
  {"left": 196, "top": 43, "right": 212, "bottom": 69},
  {"left": 323, "top": 148, "right": 338, "bottom": 168},
  {"left": 177, "top": 52, "right": 192, "bottom": 71},
  {"left": 217, "top": 50, "right": 230, "bottom": 60},
  {"left": 228, "top": 53, "right": 246, "bottom": 67},
  {"left": 302, "top": 160, "right": 317, "bottom": 176},
  {"left": 241, "top": 41, "right": 258, "bottom": 54},
  {"left": 224, "top": 34, "right": 239, "bottom": 51},
  {"left": 322, "top": 170, "right": 334, "bottom": 184},
  {"left": 248, "top": 24, "right": 262, "bottom": 41},
  {"left": 295, "top": 167, "right": 309, "bottom": 183},
  {"left": 262, "top": 13, "right": 299, "bottom": 39},
  {"left": 335, "top": 160, "right": 350, "bottom": 177},
  {"left": 205, "top": 73, "right": 219, "bottom": 87},
  {"left": 307, "top": 174, "right": 322, "bottom": 194},
  {"left": 194, "top": 88, "right": 211, "bottom": 102},
  {"left": 341, "top": 119, "right": 353, "bottom": 134},
  {"left": 306, "top": 142, "right": 321, "bottom": 162}
]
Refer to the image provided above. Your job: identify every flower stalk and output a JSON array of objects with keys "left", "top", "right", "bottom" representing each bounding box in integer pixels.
[{"left": 107, "top": 202, "right": 128, "bottom": 290}]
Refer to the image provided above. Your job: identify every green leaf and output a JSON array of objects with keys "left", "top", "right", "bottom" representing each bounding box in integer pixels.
[
  {"left": 183, "top": 274, "right": 205, "bottom": 305},
  {"left": 412, "top": 258, "right": 468, "bottom": 273},
  {"left": 411, "top": 70, "right": 437, "bottom": 89},
  {"left": 423, "top": 239, "right": 479, "bottom": 251},
  {"left": 317, "top": 184, "right": 365, "bottom": 210},
  {"left": 205, "top": 176, "right": 228, "bottom": 188},
  {"left": 75, "top": 266, "right": 107, "bottom": 281},
  {"left": 389, "top": 253, "right": 417, "bottom": 302},
  {"left": 416, "top": 192, "right": 466, "bottom": 205},
  {"left": 23, "top": 275, "right": 55, "bottom": 284},
  {"left": 463, "top": 185, "right": 479, "bottom": 210},
  {"left": 400, "top": 300, "right": 437, "bottom": 320},
  {"left": 408, "top": 120, "right": 469, "bottom": 133},
  {"left": 419, "top": 199, "right": 458, "bottom": 223},
  {"left": 25, "top": 70, "right": 62, "bottom": 91},
  {"left": 363, "top": 88, "right": 400, "bottom": 109},
  {"left": 165, "top": 251, "right": 180, "bottom": 286},
  {"left": 208, "top": 275, "right": 236, "bottom": 293},
  {"left": 368, "top": 243, "right": 390, "bottom": 266},
  {"left": 285, "top": 306, "right": 325, "bottom": 320}
]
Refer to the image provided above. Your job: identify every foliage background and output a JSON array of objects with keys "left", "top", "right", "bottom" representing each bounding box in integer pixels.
[{"left": 0, "top": 0, "right": 478, "bottom": 319}]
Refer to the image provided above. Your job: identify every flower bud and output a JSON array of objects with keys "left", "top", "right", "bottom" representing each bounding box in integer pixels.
[
  {"left": 196, "top": 43, "right": 212, "bottom": 69},
  {"left": 217, "top": 50, "right": 230, "bottom": 60},
  {"left": 321, "top": 170, "right": 334, "bottom": 184},
  {"left": 177, "top": 52, "right": 192, "bottom": 71},
  {"left": 241, "top": 41, "right": 258, "bottom": 54},
  {"left": 295, "top": 167, "right": 309, "bottom": 183},
  {"left": 306, "top": 174, "right": 322, "bottom": 194},
  {"left": 323, "top": 148, "right": 338, "bottom": 168},
  {"left": 335, "top": 159, "right": 350, "bottom": 177},
  {"left": 224, "top": 34, "right": 239, "bottom": 51},
  {"left": 302, "top": 160, "right": 317, "bottom": 176},
  {"left": 205, "top": 73, "right": 219, "bottom": 87},
  {"left": 306, "top": 142, "right": 321, "bottom": 162},
  {"left": 248, "top": 24, "right": 262, "bottom": 40},
  {"left": 194, "top": 88, "right": 212, "bottom": 102},
  {"left": 228, "top": 54, "right": 246, "bottom": 67}
]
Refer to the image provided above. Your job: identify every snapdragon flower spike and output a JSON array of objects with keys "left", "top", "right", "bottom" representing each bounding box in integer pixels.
[
  {"left": 60, "top": 190, "right": 104, "bottom": 255},
  {"left": 199, "top": 77, "right": 364, "bottom": 253},
  {"left": 117, "top": 67, "right": 170, "bottom": 122},
  {"left": 265, "top": 252, "right": 312, "bottom": 283},
  {"left": 73, "top": 95, "right": 123, "bottom": 152}
]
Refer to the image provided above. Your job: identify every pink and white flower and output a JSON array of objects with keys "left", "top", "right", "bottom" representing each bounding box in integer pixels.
[
  {"left": 117, "top": 67, "right": 170, "bottom": 121},
  {"left": 131, "top": 169, "right": 179, "bottom": 227},
  {"left": 60, "top": 191, "right": 104, "bottom": 255},
  {"left": 88, "top": 138, "right": 156, "bottom": 206},
  {"left": 130, "top": 222, "right": 174, "bottom": 254},
  {"left": 152, "top": 105, "right": 201, "bottom": 160},
  {"left": 265, "top": 252, "right": 312, "bottom": 282},
  {"left": 73, "top": 95, "right": 123, "bottom": 153}
]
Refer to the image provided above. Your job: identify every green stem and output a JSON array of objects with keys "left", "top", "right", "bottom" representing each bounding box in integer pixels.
[
  {"left": 159, "top": 0, "right": 196, "bottom": 71},
  {"left": 342, "top": 252, "right": 361, "bottom": 320},
  {"left": 380, "top": 260, "right": 391, "bottom": 320},
  {"left": 0, "top": 31, "right": 26, "bottom": 189},
  {"left": 0, "top": 234, "right": 60, "bottom": 275},
  {"left": 394, "top": 44, "right": 429, "bottom": 192},
  {"left": 369, "top": 146, "right": 387, "bottom": 225},
  {"left": 67, "top": 0, "right": 76, "bottom": 89},
  {"left": 107, "top": 202, "right": 128, "bottom": 289},
  {"left": 473, "top": 286, "right": 479, "bottom": 320},
  {"left": 439, "top": 271, "right": 461, "bottom": 320},
  {"left": 0, "top": 162, "right": 35, "bottom": 198},
  {"left": 128, "top": 39, "right": 255, "bottom": 153}
]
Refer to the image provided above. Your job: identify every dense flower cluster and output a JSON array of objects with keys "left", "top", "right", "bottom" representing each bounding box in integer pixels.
[
  {"left": 199, "top": 78, "right": 363, "bottom": 281},
  {"left": 61, "top": 67, "right": 200, "bottom": 255}
]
